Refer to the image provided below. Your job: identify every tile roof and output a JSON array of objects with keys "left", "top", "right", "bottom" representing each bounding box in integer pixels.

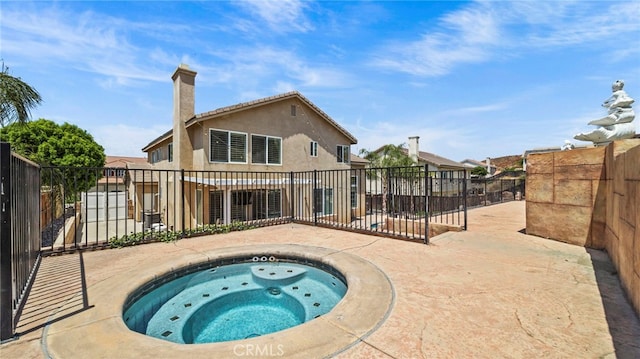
[
  {"left": 142, "top": 91, "right": 357, "bottom": 151},
  {"left": 125, "top": 163, "right": 159, "bottom": 183},
  {"left": 400, "top": 148, "right": 466, "bottom": 169},
  {"left": 350, "top": 153, "right": 368, "bottom": 164},
  {"left": 105, "top": 155, "right": 147, "bottom": 167}
]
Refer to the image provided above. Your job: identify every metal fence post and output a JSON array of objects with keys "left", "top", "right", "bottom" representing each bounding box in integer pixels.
[
  {"left": 181, "top": 169, "right": 185, "bottom": 234},
  {"left": 423, "top": 164, "right": 429, "bottom": 245},
  {"left": 0, "top": 142, "right": 13, "bottom": 341},
  {"left": 313, "top": 170, "right": 317, "bottom": 226},
  {"left": 289, "top": 171, "right": 294, "bottom": 222},
  {"left": 484, "top": 180, "right": 487, "bottom": 205},
  {"left": 463, "top": 170, "right": 468, "bottom": 230}
]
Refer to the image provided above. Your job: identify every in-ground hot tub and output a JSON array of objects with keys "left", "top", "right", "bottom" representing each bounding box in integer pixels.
[
  {"left": 123, "top": 256, "right": 347, "bottom": 344},
  {"left": 97, "top": 244, "right": 394, "bottom": 358}
]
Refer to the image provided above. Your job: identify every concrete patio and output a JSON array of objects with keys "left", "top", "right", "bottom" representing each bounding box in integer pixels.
[{"left": 1, "top": 201, "right": 639, "bottom": 358}]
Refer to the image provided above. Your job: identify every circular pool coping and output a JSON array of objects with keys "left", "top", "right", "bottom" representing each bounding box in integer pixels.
[{"left": 46, "top": 244, "right": 394, "bottom": 358}]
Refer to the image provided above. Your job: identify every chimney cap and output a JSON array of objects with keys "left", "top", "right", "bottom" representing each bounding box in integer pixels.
[{"left": 172, "top": 63, "right": 197, "bottom": 80}]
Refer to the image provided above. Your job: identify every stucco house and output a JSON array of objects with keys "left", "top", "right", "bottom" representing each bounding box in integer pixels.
[
  {"left": 83, "top": 156, "right": 147, "bottom": 223},
  {"left": 88, "top": 156, "right": 147, "bottom": 193},
  {"left": 363, "top": 136, "right": 467, "bottom": 199},
  {"left": 460, "top": 158, "right": 498, "bottom": 177},
  {"left": 404, "top": 136, "right": 467, "bottom": 177},
  {"left": 141, "top": 64, "right": 361, "bottom": 230}
]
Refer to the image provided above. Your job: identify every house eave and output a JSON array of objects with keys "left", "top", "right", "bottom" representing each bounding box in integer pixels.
[{"left": 185, "top": 91, "right": 357, "bottom": 144}]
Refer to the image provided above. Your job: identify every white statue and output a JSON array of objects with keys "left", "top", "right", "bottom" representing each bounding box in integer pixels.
[
  {"left": 574, "top": 80, "right": 636, "bottom": 145},
  {"left": 561, "top": 140, "right": 575, "bottom": 151}
]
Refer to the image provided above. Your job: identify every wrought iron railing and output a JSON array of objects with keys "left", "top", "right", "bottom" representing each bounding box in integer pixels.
[
  {"left": 1, "top": 142, "right": 41, "bottom": 341},
  {"left": 38, "top": 166, "right": 470, "bottom": 253}
]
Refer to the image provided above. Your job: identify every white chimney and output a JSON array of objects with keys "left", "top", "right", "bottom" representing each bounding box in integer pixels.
[
  {"left": 408, "top": 136, "right": 420, "bottom": 163},
  {"left": 486, "top": 157, "right": 491, "bottom": 175}
]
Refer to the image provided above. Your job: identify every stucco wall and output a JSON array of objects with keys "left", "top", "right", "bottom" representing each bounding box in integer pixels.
[
  {"left": 186, "top": 98, "right": 353, "bottom": 172},
  {"left": 526, "top": 139, "right": 640, "bottom": 315}
]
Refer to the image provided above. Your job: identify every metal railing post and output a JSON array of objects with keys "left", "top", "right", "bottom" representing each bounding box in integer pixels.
[
  {"left": 313, "top": 170, "right": 317, "bottom": 226},
  {"left": 289, "top": 171, "right": 294, "bottom": 222},
  {"left": 423, "top": 165, "right": 429, "bottom": 245},
  {"left": 181, "top": 169, "right": 185, "bottom": 234},
  {"left": 463, "top": 170, "right": 468, "bottom": 230},
  {"left": 0, "top": 143, "right": 13, "bottom": 341}
]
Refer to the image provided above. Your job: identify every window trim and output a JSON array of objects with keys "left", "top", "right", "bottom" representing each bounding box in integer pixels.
[
  {"left": 314, "top": 187, "right": 334, "bottom": 216},
  {"left": 337, "top": 145, "right": 350, "bottom": 164},
  {"left": 209, "top": 129, "right": 248, "bottom": 164},
  {"left": 310, "top": 141, "right": 318, "bottom": 157},
  {"left": 251, "top": 133, "right": 282, "bottom": 165},
  {"left": 168, "top": 143, "right": 173, "bottom": 162},
  {"left": 150, "top": 148, "right": 163, "bottom": 164},
  {"left": 350, "top": 175, "right": 358, "bottom": 209}
]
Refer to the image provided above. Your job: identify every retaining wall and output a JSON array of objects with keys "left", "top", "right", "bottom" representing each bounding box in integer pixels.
[{"left": 526, "top": 139, "right": 640, "bottom": 315}]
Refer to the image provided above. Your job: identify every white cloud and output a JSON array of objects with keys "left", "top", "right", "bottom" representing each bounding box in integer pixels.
[
  {"left": 371, "top": 1, "right": 640, "bottom": 77},
  {"left": 370, "top": 2, "right": 500, "bottom": 76},
  {"left": 92, "top": 123, "right": 168, "bottom": 156},
  {"left": 235, "top": 0, "right": 314, "bottom": 33},
  {"left": 1, "top": 6, "right": 175, "bottom": 85},
  {"left": 202, "top": 46, "right": 353, "bottom": 90},
  {"left": 440, "top": 102, "right": 509, "bottom": 117}
]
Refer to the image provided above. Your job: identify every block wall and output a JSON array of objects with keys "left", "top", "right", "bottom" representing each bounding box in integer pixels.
[
  {"left": 525, "top": 146, "right": 606, "bottom": 248},
  {"left": 603, "top": 141, "right": 640, "bottom": 314},
  {"left": 526, "top": 139, "right": 640, "bottom": 315}
]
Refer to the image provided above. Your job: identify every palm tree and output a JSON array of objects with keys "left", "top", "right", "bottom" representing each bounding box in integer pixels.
[
  {"left": 0, "top": 62, "right": 42, "bottom": 127},
  {"left": 359, "top": 143, "right": 416, "bottom": 215}
]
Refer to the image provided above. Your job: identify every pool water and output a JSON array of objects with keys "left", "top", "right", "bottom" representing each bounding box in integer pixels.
[{"left": 123, "top": 259, "right": 347, "bottom": 344}]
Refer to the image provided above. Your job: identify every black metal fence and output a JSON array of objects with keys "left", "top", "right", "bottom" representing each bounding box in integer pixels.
[
  {"left": 37, "top": 166, "right": 471, "bottom": 254},
  {"left": 1, "top": 143, "right": 41, "bottom": 341},
  {"left": 467, "top": 177, "right": 525, "bottom": 208},
  {"left": 1, "top": 161, "right": 526, "bottom": 339}
]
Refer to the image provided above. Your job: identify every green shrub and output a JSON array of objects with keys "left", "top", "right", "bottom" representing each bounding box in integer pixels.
[{"left": 108, "top": 221, "right": 257, "bottom": 248}]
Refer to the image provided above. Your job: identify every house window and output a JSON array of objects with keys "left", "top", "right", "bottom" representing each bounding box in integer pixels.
[
  {"left": 267, "top": 190, "right": 282, "bottom": 218},
  {"left": 151, "top": 148, "right": 163, "bottom": 163},
  {"left": 337, "top": 145, "right": 350, "bottom": 163},
  {"left": 168, "top": 143, "right": 173, "bottom": 162},
  {"left": 291, "top": 105, "right": 296, "bottom": 116},
  {"left": 310, "top": 141, "right": 318, "bottom": 157},
  {"left": 350, "top": 176, "right": 358, "bottom": 208},
  {"left": 313, "top": 188, "right": 333, "bottom": 215},
  {"left": 254, "top": 190, "right": 282, "bottom": 219},
  {"left": 210, "top": 129, "right": 247, "bottom": 163},
  {"left": 251, "top": 135, "right": 282, "bottom": 165},
  {"left": 104, "top": 169, "right": 125, "bottom": 177}
]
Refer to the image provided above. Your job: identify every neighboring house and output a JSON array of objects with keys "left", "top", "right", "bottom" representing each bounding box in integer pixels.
[
  {"left": 404, "top": 136, "right": 468, "bottom": 180},
  {"left": 124, "top": 162, "right": 160, "bottom": 223},
  {"left": 460, "top": 158, "right": 498, "bottom": 177},
  {"left": 84, "top": 156, "right": 147, "bottom": 223},
  {"left": 88, "top": 156, "right": 148, "bottom": 192},
  {"left": 367, "top": 136, "right": 467, "bottom": 196},
  {"left": 141, "top": 64, "right": 359, "bottom": 229}
]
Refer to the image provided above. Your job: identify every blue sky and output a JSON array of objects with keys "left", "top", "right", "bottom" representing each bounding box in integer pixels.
[{"left": 2, "top": 0, "right": 639, "bottom": 162}]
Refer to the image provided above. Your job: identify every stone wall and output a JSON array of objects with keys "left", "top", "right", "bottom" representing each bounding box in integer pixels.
[
  {"left": 526, "top": 139, "right": 640, "bottom": 314},
  {"left": 603, "top": 140, "right": 640, "bottom": 314},
  {"left": 526, "top": 145, "right": 607, "bottom": 248}
]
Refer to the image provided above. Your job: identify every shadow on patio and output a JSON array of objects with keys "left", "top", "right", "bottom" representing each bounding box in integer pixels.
[{"left": 15, "top": 251, "right": 93, "bottom": 338}]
